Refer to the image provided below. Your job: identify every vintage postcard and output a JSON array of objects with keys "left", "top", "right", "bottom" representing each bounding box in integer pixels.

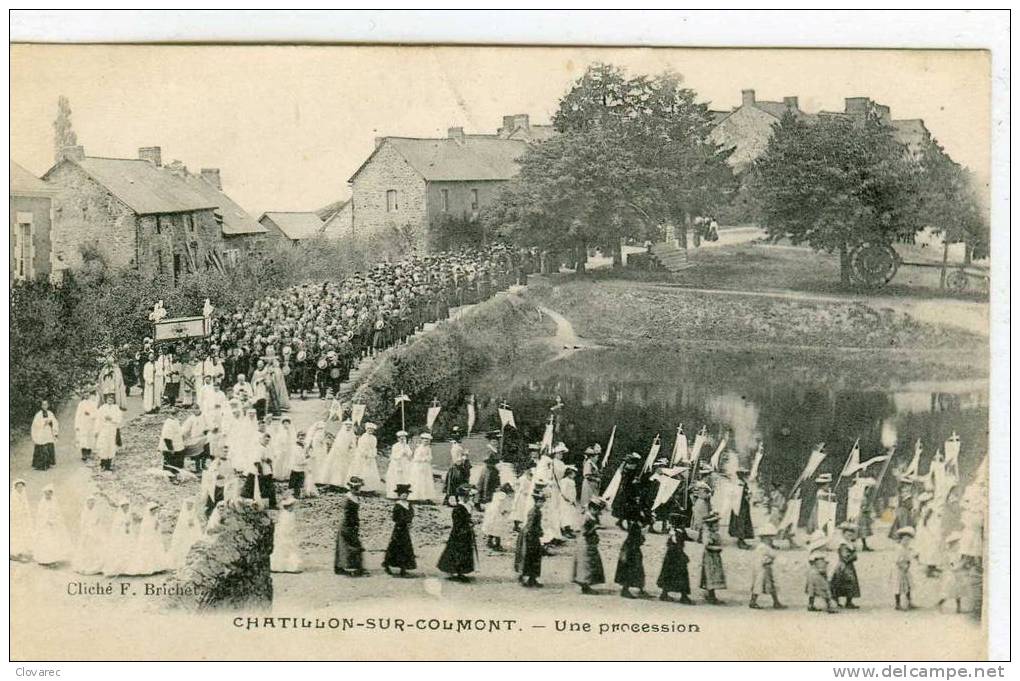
[{"left": 9, "top": 35, "right": 997, "bottom": 662}]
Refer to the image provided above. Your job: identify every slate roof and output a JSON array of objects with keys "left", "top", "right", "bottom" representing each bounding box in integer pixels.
[
  {"left": 260, "top": 211, "right": 325, "bottom": 241},
  {"left": 316, "top": 198, "right": 350, "bottom": 222},
  {"left": 179, "top": 172, "right": 266, "bottom": 236},
  {"left": 10, "top": 161, "right": 55, "bottom": 195},
  {"left": 61, "top": 157, "right": 219, "bottom": 214},
  {"left": 352, "top": 135, "right": 530, "bottom": 183}
]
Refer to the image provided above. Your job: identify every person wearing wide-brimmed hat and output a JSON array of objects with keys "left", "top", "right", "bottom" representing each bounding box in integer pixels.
[
  {"left": 482, "top": 482, "right": 515, "bottom": 551},
  {"left": 443, "top": 427, "right": 473, "bottom": 506},
  {"left": 476, "top": 446, "right": 502, "bottom": 508},
  {"left": 572, "top": 497, "right": 607, "bottom": 595},
  {"left": 830, "top": 521, "right": 861, "bottom": 608},
  {"left": 579, "top": 447, "right": 601, "bottom": 508},
  {"left": 806, "top": 540, "right": 837, "bottom": 613},
  {"left": 349, "top": 422, "right": 384, "bottom": 494},
  {"left": 409, "top": 432, "right": 438, "bottom": 503},
  {"left": 699, "top": 511, "right": 727, "bottom": 604},
  {"left": 334, "top": 477, "right": 366, "bottom": 576},
  {"left": 657, "top": 513, "right": 693, "bottom": 603},
  {"left": 749, "top": 523, "right": 785, "bottom": 609},
  {"left": 688, "top": 481, "right": 713, "bottom": 542},
  {"left": 892, "top": 526, "right": 916, "bottom": 610},
  {"left": 515, "top": 489, "right": 546, "bottom": 588},
  {"left": 614, "top": 519, "right": 648, "bottom": 599},
  {"left": 729, "top": 468, "right": 755, "bottom": 549},
  {"left": 888, "top": 475, "right": 917, "bottom": 540},
  {"left": 610, "top": 453, "right": 647, "bottom": 531},
  {"left": 437, "top": 484, "right": 477, "bottom": 582},
  {"left": 383, "top": 483, "right": 417, "bottom": 577}
]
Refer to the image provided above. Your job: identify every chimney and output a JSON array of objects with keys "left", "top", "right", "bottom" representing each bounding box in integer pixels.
[
  {"left": 741, "top": 89, "right": 756, "bottom": 107},
  {"left": 447, "top": 127, "right": 464, "bottom": 143},
  {"left": 783, "top": 96, "right": 799, "bottom": 111},
  {"left": 875, "top": 104, "right": 892, "bottom": 123},
  {"left": 501, "top": 115, "right": 516, "bottom": 136},
  {"left": 200, "top": 168, "right": 222, "bottom": 190},
  {"left": 59, "top": 145, "right": 85, "bottom": 162},
  {"left": 138, "top": 146, "right": 162, "bottom": 167}
]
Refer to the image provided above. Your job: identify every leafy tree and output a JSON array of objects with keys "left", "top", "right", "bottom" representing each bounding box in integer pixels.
[
  {"left": 748, "top": 111, "right": 928, "bottom": 285},
  {"left": 483, "top": 63, "right": 734, "bottom": 269},
  {"left": 53, "top": 95, "right": 78, "bottom": 163},
  {"left": 915, "top": 138, "right": 989, "bottom": 263}
]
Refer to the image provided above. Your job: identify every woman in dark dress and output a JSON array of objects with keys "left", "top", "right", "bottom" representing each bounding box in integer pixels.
[
  {"left": 830, "top": 522, "right": 862, "bottom": 608},
  {"left": 728, "top": 469, "right": 755, "bottom": 549},
  {"left": 514, "top": 492, "right": 545, "bottom": 588},
  {"left": 334, "top": 477, "right": 366, "bottom": 576},
  {"left": 437, "top": 484, "right": 478, "bottom": 582},
  {"left": 614, "top": 521, "right": 648, "bottom": 599},
  {"left": 572, "top": 498, "right": 607, "bottom": 595},
  {"left": 383, "top": 484, "right": 417, "bottom": 577},
  {"left": 657, "top": 514, "right": 692, "bottom": 603},
  {"left": 476, "top": 451, "right": 502, "bottom": 507}
]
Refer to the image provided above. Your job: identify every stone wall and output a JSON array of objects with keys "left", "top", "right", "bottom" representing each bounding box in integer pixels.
[
  {"left": 709, "top": 106, "right": 780, "bottom": 173},
  {"left": 163, "top": 500, "right": 274, "bottom": 611},
  {"left": 46, "top": 162, "right": 138, "bottom": 271},
  {"left": 350, "top": 142, "right": 428, "bottom": 254},
  {"left": 10, "top": 194, "right": 53, "bottom": 281},
  {"left": 137, "top": 210, "right": 222, "bottom": 280},
  {"left": 321, "top": 201, "right": 353, "bottom": 241}
]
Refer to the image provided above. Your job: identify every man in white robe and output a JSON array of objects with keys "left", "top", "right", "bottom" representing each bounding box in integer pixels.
[
  {"left": 95, "top": 395, "right": 122, "bottom": 471},
  {"left": 74, "top": 392, "right": 98, "bottom": 461},
  {"left": 142, "top": 354, "right": 158, "bottom": 413}
]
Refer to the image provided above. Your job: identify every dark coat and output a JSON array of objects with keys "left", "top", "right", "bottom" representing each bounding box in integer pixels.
[
  {"left": 437, "top": 504, "right": 476, "bottom": 575},
  {"left": 383, "top": 503, "right": 416, "bottom": 570},
  {"left": 514, "top": 505, "right": 544, "bottom": 578},
  {"left": 830, "top": 542, "right": 861, "bottom": 598},
  {"left": 614, "top": 524, "right": 646, "bottom": 588},
  {"left": 334, "top": 496, "right": 364, "bottom": 571},
  {"left": 571, "top": 515, "right": 605, "bottom": 586},
  {"left": 728, "top": 482, "right": 755, "bottom": 540},
  {"left": 611, "top": 467, "right": 646, "bottom": 524},
  {"left": 656, "top": 532, "right": 691, "bottom": 594},
  {"left": 443, "top": 459, "right": 472, "bottom": 500},
  {"left": 477, "top": 463, "right": 501, "bottom": 505}
]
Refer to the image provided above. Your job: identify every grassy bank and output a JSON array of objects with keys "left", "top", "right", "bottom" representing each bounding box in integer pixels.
[{"left": 527, "top": 277, "right": 986, "bottom": 353}]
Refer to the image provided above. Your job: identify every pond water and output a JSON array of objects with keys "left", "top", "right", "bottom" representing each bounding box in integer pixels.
[{"left": 377, "top": 346, "right": 988, "bottom": 509}]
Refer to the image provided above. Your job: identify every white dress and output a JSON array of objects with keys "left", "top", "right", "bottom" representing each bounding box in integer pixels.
[
  {"left": 511, "top": 473, "right": 535, "bottom": 523},
  {"left": 349, "top": 432, "right": 384, "bottom": 493},
  {"left": 169, "top": 501, "right": 205, "bottom": 569},
  {"left": 33, "top": 495, "right": 70, "bottom": 565},
  {"left": 385, "top": 442, "right": 413, "bottom": 498},
  {"left": 272, "top": 425, "right": 296, "bottom": 480},
  {"left": 481, "top": 490, "right": 511, "bottom": 539},
  {"left": 408, "top": 443, "right": 437, "bottom": 502},
  {"left": 103, "top": 508, "right": 134, "bottom": 576},
  {"left": 143, "top": 361, "right": 157, "bottom": 412},
  {"left": 270, "top": 508, "right": 302, "bottom": 573},
  {"left": 558, "top": 478, "right": 580, "bottom": 530},
  {"left": 94, "top": 403, "right": 122, "bottom": 462},
  {"left": 10, "top": 485, "right": 33, "bottom": 560},
  {"left": 72, "top": 501, "right": 106, "bottom": 574},
  {"left": 74, "top": 398, "right": 97, "bottom": 451},
  {"left": 130, "top": 512, "right": 170, "bottom": 575},
  {"left": 320, "top": 428, "right": 356, "bottom": 487}
]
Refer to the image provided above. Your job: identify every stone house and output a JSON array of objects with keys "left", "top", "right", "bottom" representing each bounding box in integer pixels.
[
  {"left": 43, "top": 146, "right": 266, "bottom": 279},
  {"left": 258, "top": 211, "right": 325, "bottom": 243},
  {"left": 317, "top": 199, "right": 353, "bottom": 240},
  {"left": 347, "top": 114, "right": 545, "bottom": 253},
  {"left": 10, "top": 160, "right": 59, "bottom": 283}
]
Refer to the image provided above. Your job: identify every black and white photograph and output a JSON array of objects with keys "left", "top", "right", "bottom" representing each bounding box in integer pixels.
[{"left": 7, "top": 10, "right": 1007, "bottom": 664}]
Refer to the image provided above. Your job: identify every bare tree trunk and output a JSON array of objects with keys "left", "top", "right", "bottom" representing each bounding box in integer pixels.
[
  {"left": 678, "top": 214, "right": 689, "bottom": 250},
  {"left": 839, "top": 241, "right": 851, "bottom": 286},
  {"left": 612, "top": 237, "right": 623, "bottom": 269},
  {"left": 939, "top": 240, "right": 950, "bottom": 289},
  {"left": 575, "top": 240, "right": 587, "bottom": 273}
]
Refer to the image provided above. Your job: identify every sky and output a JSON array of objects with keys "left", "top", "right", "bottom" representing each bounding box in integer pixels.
[{"left": 10, "top": 45, "right": 990, "bottom": 216}]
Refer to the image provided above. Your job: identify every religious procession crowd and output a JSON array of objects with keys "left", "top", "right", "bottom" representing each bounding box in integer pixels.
[
  {"left": 89, "top": 244, "right": 527, "bottom": 424},
  {"left": 20, "top": 367, "right": 987, "bottom": 616}
]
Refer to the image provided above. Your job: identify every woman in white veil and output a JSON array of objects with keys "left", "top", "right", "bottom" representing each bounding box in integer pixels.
[
  {"left": 169, "top": 498, "right": 205, "bottom": 569},
  {"left": 10, "top": 479, "right": 33, "bottom": 561},
  {"left": 72, "top": 495, "right": 106, "bottom": 575},
  {"left": 33, "top": 485, "right": 70, "bottom": 566}
]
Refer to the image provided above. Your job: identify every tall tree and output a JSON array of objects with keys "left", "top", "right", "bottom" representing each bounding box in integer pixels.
[
  {"left": 484, "top": 63, "right": 734, "bottom": 268},
  {"left": 915, "top": 138, "right": 989, "bottom": 264},
  {"left": 748, "top": 111, "right": 927, "bottom": 286},
  {"left": 53, "top": 95, "right": 78, "bottom": 163}
]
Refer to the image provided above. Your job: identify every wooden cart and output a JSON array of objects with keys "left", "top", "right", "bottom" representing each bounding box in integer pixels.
[{"left": 849, "top": 242, "right": 989, "bottom": 292}]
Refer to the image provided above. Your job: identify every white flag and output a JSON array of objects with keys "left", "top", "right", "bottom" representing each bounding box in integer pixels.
[
  {"left": 689, "top": 426, "right": 708, "bottom": 467},
  {"left": 777, "top": 496, "right": 802, "bottom": 532},
  {"left": 466, "top": 399, "right": 476, "bottom": 436},
  {"left": 944, "top": 432, "right": 961, "bottom": 474},
  {"left": 671, "top": 425, "right": 689, "bottom": 465},
  {"left": 749, "top": 442, "right": 765, "bottom": 481},
  {"left": 790, "top": 444, "right": 826, "bottom": 497},
  {"left": 642, "top": 436, "right": 662, "bottom": 473},
  {"left": 350, "top": 403, "right": 366, "bottom": 425},
  {"left": 709, "top": 434, "right": 728, "bottom": 471},
  {"left": 600, "top": 425, "right": 617, "bottom": 468},
  {"left": 426, "top": 404, "right": 442, "bottom": 430},
  {"left": 651, "top": 471, "right": 684, "bottom": 510},
  {"left": 497, "top": 406, "right": 515, "bottom": 429},
  {"left": 904, "top": 439, "right": 923, "bottom": 477},
  {"left": 600, "top": 465, "right": 623, "bottom": 506},
  {"left": 394, "top": 393, "right": 410, "bottom": 407},
  {"left": 840, "top": 439, "right": 862, "bottom": 478},
  {"left": 540, "top": 418, "right": 554, "bottom": 452}
]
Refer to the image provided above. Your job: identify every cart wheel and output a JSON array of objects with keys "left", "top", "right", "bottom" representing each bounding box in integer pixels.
[
  {"left": 850, "top": 243, "right": 900, "bottom": 289},
  {"left": 946, "top": 270, "right": 969, "bottom": 293}
]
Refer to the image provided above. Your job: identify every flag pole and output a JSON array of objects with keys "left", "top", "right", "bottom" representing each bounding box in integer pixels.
[
  {"left": 600, "top": 425, "right": 616, "bottom": 469},
  {"left": 834, "top": 438, "right": 859, "bottom": 490},
  {"left": 871, "top": 444, "right": 896, "bottom": 512}
]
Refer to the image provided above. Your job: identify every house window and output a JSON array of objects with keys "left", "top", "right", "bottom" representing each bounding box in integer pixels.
[
  {"left": 13, "top": 212, "right": 33, "bottom": 281},
  {"left": 441, "top": 189, "right": 449, "bottom": 212},
  {"left": 386, "top": 189, "right": 398, "bottom": 212},
  {"left": 155, "top": 216, "right": 163, "bottom": 235},
  {"left": 470, "top": 188, "right": 479, "bottom": 211}
]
